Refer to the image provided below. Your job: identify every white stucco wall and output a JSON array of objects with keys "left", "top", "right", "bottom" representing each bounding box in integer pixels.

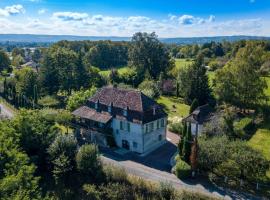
[{"left": 112, "top": 117, "right": 167, "bottom": 154}]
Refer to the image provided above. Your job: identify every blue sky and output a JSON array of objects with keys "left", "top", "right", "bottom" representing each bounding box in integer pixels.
[{"left": 0, "top": 0, "right": 269, "bottom": 37}]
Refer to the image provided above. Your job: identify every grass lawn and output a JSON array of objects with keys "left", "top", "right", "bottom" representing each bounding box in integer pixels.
[
  {"left": 175, "top": 58, "right": 193, "bottom": 70},
  {"left": 248, "top": 128, "right": 270, "bottom": 179},
  {"left": 99, "top": 66, "right": 130, "bottom": 78},
  {"left": 157, "top": 95, "right": 190, "bottom": 119}
]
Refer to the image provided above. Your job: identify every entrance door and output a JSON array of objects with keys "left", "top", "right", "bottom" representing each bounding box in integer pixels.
[{"left": 122, "top": 140, "right": 130, "bottom": 150}]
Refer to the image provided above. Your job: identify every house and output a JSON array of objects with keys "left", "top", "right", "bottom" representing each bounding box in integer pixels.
[
  {"left": 72, "top": 86, "right": 168, "bottom": 154},
  {"left": 182, "top": 104, "right": 213, "bottom": 136},
  {"left": 20, "top": 61, "right": 39, "bottom": 72}
]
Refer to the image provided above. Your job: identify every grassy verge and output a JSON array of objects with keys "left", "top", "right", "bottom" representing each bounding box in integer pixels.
[
  {"left": 0, "top": 96, "right": 18, "bottom": 113},
  {"left": 157, "top": 95, "right": 190, "bottom": 119}
]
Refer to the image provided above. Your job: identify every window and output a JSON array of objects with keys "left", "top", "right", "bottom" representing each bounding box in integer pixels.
[
  {"left": 95, "top": 102, "right": 98, "bottom": 109},
  {"left": 157, "top": 120, "right": 160, "bottom": 129},
  {"left": 149, "top": 122, "right": 154, "bottom": 132},
  {"left": 158, "top": 135, "right": 162, "bottom": 141},
  {"left": 145, "top": 124, "right": 148, "bottom": 133},
  {"left": 120, "top": 121, "right": 124, "bottom": 130},
  {"left": 108, "top": 106, "right": 112, "bottom": 113},
  {"left": 161, "top": 119, "right": 165, "bottom": 127},
  {"left": 127, "top": 122, "right": 130, "bottom": 132},
  {"left": 116, "top": 129, "right": 119, "bottom": 134},
  {"left": 133, "top": 142, "right": 137, "bottom": 148},
  {"left": 123, "top": 109, "right": 127, "bottom": 117}
]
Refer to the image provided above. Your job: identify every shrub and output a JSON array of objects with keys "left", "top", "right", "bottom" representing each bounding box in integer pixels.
[
  {"left": 83, "top": 184, "right": 101, "bottom": 200},
  {"left": 76, "top": 144, "right": 102, "bottom": 180},
  {"left": 168, "top": 122, "right": 183, "bottom": 135},
  {"left": 138, "top": 80, "right": 160, "bottom": 99},
  {"left": 234, "top": 117, "right": 254, "bottom": 136},
  {"left": 175, "top": 159, "right": 191, "bottom": 179},
  {"left": 159, "top": 182, "right": 176, "bottom": 200}
]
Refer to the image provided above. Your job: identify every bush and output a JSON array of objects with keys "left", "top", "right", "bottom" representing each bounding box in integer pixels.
[
  {"left": 138, "top": 80, "right": 160, "bottom": 99},
  {"left": 175, "top": 159, "right": 191, "bottom": 179},
  {"left": 168, "top": 122, "right": 183, "bottom": 135},
  {"left": 234, "top": 117, "right": 254, "bottom": 136}
]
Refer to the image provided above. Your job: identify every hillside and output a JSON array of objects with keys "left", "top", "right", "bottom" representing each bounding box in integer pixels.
[{"left": 0, "top": 34, "right": 269, "bottom": 44}]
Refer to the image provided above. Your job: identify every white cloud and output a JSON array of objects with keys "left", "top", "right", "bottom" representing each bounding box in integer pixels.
[
  {"left": 178, "top": 15, "right": 195, "bottom": 25},
  {"left": 209, "top": 15, "right": 215, "bottom": 22},
  {"left": 168, "top": 14, "right": 177, "bottom": 21},
  {"left": 0, "top": 11, "right": 269, "bottom": 38},
  {"left": 0, "top": 4, "right": 25, "bottom": 17},
  {"left": 178, "top": 14, "right": 215, "bottom": 25},
  {"left": 38, "top": 9, "right": 47, "bottom": 15},
  {"left": 52, "top": 12, "right": 89, "bottom": 21}
]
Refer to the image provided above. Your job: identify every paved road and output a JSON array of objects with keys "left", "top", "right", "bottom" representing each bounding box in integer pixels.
[
  {"left": 100, "top": 131, "right": 261, "bottom": 200},
  {"left": 0, "top": 103, "right": 15, "bottom": 119}
]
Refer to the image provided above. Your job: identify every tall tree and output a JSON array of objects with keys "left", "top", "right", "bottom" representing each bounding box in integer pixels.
[
  {"left": 14, "top": 67, "right": 39, "bottom": 100},
  {"left": 0, "top": 49, "right": 11, "bottom": 72},
  {"left": 178, "top": 56, "right": 211, "bottom": 105},
  {"left": 129, "top": 32, "right": 173, "bottom": 79},
  {"left": 213, "top": 50, "right": 267, "bottom": 109}
]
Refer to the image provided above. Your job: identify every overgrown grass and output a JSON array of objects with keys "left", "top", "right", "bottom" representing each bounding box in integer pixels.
[
  {"left": 99, "top": 66, "right": 130, "bottom": 78},
  {"left": 157, "top": 96, "right": 190, "bottom": 118},
  {"left": 248, "top": 127, "right": 270, "bottom": 179}
]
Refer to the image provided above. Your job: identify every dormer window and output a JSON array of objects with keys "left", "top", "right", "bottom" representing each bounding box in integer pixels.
[
  {"left": 123, "top": 109, "right": 127, "bottom": 117},
  {"left": 153, "top": 107, "right": 156, "bottom": 115},
  {"left": 108, "top": 102, "right": 112, "bottom": 113},
  {"left": 95, "top": 100, "right": 99, "bottom": 109},
  {"left": 123, "top": 106, "right": 128, "bottom": 117}
]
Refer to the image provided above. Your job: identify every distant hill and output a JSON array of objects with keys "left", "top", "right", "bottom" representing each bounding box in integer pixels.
[{"left": 0, "top": 34, "right": 269, "bottom": 44}]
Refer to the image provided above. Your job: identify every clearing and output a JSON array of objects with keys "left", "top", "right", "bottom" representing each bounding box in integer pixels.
[{"left": 157, "top": 96, "right": 190, "bottom": 119}]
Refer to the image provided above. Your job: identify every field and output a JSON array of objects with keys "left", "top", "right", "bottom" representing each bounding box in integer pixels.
[
  {"left": 99, "top": 66, "right": 130, "bottom": 77},
  {"left": 157, "top": 96, "right": 190, "bottom": 119},
  {"left": 175, "top": 58, "right": 193, "bottom": 70}
]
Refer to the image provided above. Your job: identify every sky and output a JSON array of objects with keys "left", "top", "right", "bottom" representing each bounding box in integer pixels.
[{"left": 0, "top": 0, "right": 269, "bottom": 37}]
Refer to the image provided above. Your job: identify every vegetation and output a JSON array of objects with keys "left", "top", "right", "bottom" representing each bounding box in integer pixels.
[
  {"left": 1, "top": 33, "right": 270, "bottom": 197},
  {"left": 157, "top": 96, "right": 190, "bottom": 118}
]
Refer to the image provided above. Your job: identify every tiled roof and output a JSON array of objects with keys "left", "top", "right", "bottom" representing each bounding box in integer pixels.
[
  {"left": 89, "top": 86, "right": 156, "bottom": 112},
  {"left": 182, "top": 104, "right": 213, "bottom": 124},
  {"left": 73, "top": 86, "right": 167, "bottom": 124},
  {"left": 72, "top": 106, "right": 112, "bottom": 123}
]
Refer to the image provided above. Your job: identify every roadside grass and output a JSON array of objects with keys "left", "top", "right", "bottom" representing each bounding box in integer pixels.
[
  {"left": 157, "top": 95, "right": 190, "bottom": 119},
  {"left": 0, "top": 96, "right": 18, "bottom": 113},
  {"left": 99, "top": 66, "right": 130, "bottom": 78}
]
